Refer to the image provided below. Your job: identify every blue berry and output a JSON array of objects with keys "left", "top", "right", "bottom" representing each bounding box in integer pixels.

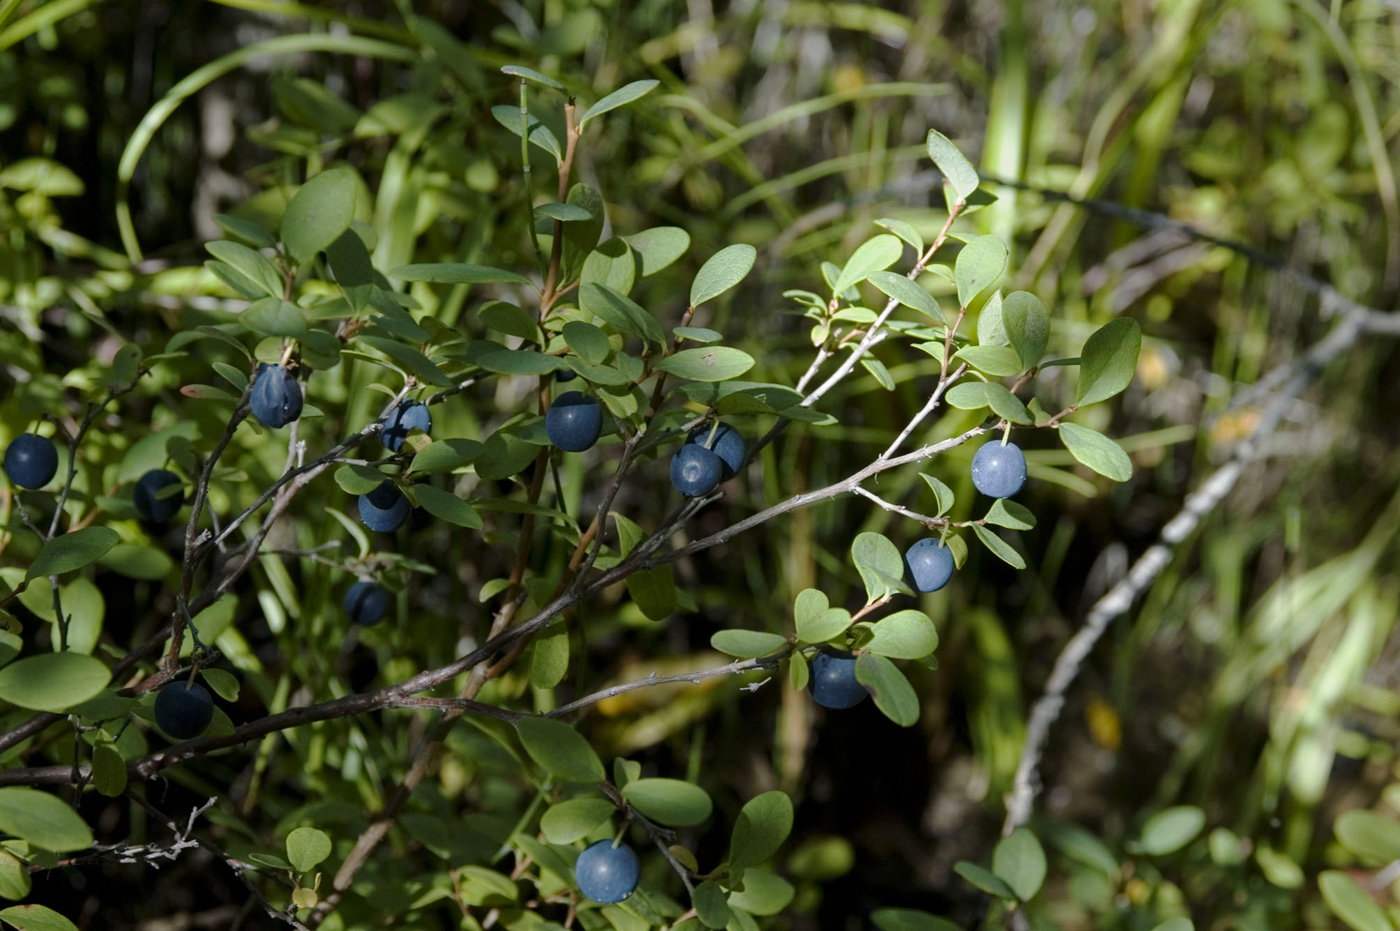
[
  {"left": 3, "top": 433, "right": 58, "bottom": 489},
  {"left": 344, "top": 581, "right": 390, "bottom": 625},
  {"left": 971, "top": 441, "right": 1026, "bottom": 498},
  {"left": 358, "top": 481, "right": 410, "bottom": 532},
  {"left": 249, "top": 363, "right": 303, "bottom": 428},
  {"left": 545, "top": 391, "right": 602, "bottom": 452},
  {"left": 686, "top": 423, "right": 745, "bottom": 481},
  {"left": 134, "top": 469, "right": 185, "bottom": 523},
  {"left": 381, "top": 401, "right": 432, "bottom": 452},
  {"left": 154, "top": 682, "right": 214, "bottom": 740},
  {"left": 575, "top": 840, "right": 639, "bottom": 904},
  {"left": 904, "top": 538, "right": 954, "bottom": 593},
  {"left": 670, "top": 444, "right": 722, "bottom": 498},
  {"left": 808, "top": 649, "right": 867, "bottom": 709}
]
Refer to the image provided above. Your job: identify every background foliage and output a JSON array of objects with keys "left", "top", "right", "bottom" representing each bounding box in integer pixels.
[{"left": 4, "top": 0, "right": 1400, "bottom": 929}]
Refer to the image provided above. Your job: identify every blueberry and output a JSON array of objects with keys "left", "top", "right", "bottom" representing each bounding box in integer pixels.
[
  {"left": 3, "top": 433, "right": 58, "bottom": 489},
  {"left": 808, "top": 649, "right": 867, "bottom": 709},
  {"left": 556, "top": 368, "right": 577, "bottom": 382},
  {"left": 344, "top": 581, "right": 390, "bottom": 625},
  {"left": 133, "top": 469, "right": 185, "bottom": 523},
  {"left": 381, "top": 401, "right": 432, "bottom": 452},
  {"left": 904, "top": 538, "right": 954, "bottom": 593},
  {"left": 686, "top": 422, "right": 745, "bottom": 481},
  {"left": 545, "top": 391, "right": 602, "bottom": 452},
  {"left": 249, "top": 363, "right": 303, "bottom": 428},
  {"left": 358, "top": 481, "right": 410, "bottom": 532},
  {"left": 971, "top": 441, "right": 1027, "bottom": 498},
  {"left": 153, "top": 682, "right": 214, "bottom": 740},
  {"left": 575, "top": 840, "right": 639, "bottom": 904},
  {"left": 670, "top": 444, "right": 722, "bottom": 498}
]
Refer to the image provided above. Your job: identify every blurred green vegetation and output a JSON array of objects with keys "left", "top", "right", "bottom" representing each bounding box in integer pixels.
[{"left": 4, "top": 0, "right": 1400, "bottom": 929}]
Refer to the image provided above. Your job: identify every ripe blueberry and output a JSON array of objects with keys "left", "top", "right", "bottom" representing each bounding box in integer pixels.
[
  {"left": 2, "top": 433, "right": 58, "bottom": 489},
  {"left": 971, "top": 441, "right": 1026, "bottom": 498},
  {"left": 904, "top": 538, "right": 954, "bottom": 593},
  {"left": 249, "top": 363, "right": 303, "bottom": 428},
  {"left": 344, "top": 581, "right": 390, "bottom": 625},
  {"left": 670, "top": 444, "right": 722, "bottom": 498},
  {"left": 686, "top": 422, "right": 745, "bottom": 481},
  {"left": 808, "top": 649, "right": 867, "bottom": 709},
  {"left": 545, "top": 391, "right": 602, "bottom": 452},
  {"left": 381, "top": 401, "right": 432, "bottom": 452},
  {"left": 575, "top": 840, "right": 639, "bottom": 904},
  {"left": 153, "top": 682, "right": 215, "bottom": 740},
  {"left": 133, "top": 469, "right": 185, "bottom": 523},
  {"left": 358, "top": 481, "right": 410, "bottom": 532},
  {"left": 556, "top": 368, "right": 577, "bottom": 382}
]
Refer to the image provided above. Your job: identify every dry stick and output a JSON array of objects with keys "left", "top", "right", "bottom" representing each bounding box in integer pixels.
[{"left": 1000, "top": 308, "right": 1399, "bottom": 835}]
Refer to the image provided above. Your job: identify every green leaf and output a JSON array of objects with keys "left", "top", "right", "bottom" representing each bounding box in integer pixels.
[
  {"left": 356, "top": 336, "right": 453, "bottom": 386},
  {"left": 1045, "top": 821, "right": 1120, "bottom": 876},
  {"left": 500, "top": 64, "right": 565, "bottom": 89},
  {"left": 1149, "top": 920, "right": 1195, "bottom": 931},
  {"left": 241, "top": 298, "right": 308, "bottom": 338},
  {"left": 0, "top": 653, "right": 110, "bottom": 713},
  {"left": 561, "top": 183, "right": 605, "bottom": 281},
  {"left": 214, "top": 214, "right": 276, "bottom": 249},
  {"left": 286, "top": 826, "right": 333, "bottom": 873},
  {"left": 954, "top": 861, "right": 1018, "bottom": 900},
  {"left": 281, "top": 169, "right": 356, "bottom": 264},
  {"left": 0, "top": 850, "right": 31, "bottom": 901},
  {"left": 530, "top": 623, "right": 569, "bottom": 690},
  {"left": 674, "top": 326, "right": 723, "bottom": 343},
  {"left": 693, "top": 880, "right": 730, "bottom": 929},
  {"left": 334, "top": 464, "right": 385, "bottom": 495},
  {"left": 562, "top": 322, "right": 612, "bottom": 365},
  {"left": 729, "top": 790, "right": 793, "bottom": 869},
  {"left": 788, "top": 651, "right": 809, "bottom": 691},
  {"left": 945, "top": 381, "right": 990, "bottom": 412},
  {"left": 984, "top": 499, "right": 1036, "bottom": 531},
  {"left": 0, "top": 787, "right": 94, "bottom": 852},
  {"left": 971, "top": 525, "right": 1026, "bottom": 569},
  {"left": 540, "top": 797, "right": 614, "bottom": 845},
  {"left": 201, "top": 668, "right": 240, "bottom": 703},
  {"left": 1137, "top": 806, "right": 1205, "bottom": 856},
  {"left": 851, "top": 532, "right": 906, "bottom": 604},
  {"left": 205, "top": 240, "right": 282, "bottom": 299},
  {"left": 920, "top": 474, "right": 955, "bottom": 516},
  {"left": 1001, "top": 291, "right": 1049, "bottom": 370},
  {"left": 992, "top": 828, "right": 1047, "bottom": 901},
  {"left": 579, "top": 80, "right": 660, "bottom": 127},
  {"left": 655, "top": 347, "right": 755, "bottom": 382},
  {"left": 871, "top": 907, "right": 961, "bottom": 931},
  {"left": 1256, "top": 845, "right": 1304, "bottom": 889},
  {"left": 726, "top": 868, "right": 794, "bottom": 916},
  {"left": 0, "top": 905, "right": 80, "bottom": 931},
  {"left": 954, "top": 345, "right": 1022, "bottom": 377},
  {"left": 624, "top": 227, "right": 690, "bottom": 276},
  {"left": 796, "top": 607, "right": 852, "bottom": 645},
  {"left": 514, "top": 717, "right": 605, "bottom": 783},
  {"left": 626, "top": 565, "right": 676, "bottom": 621},
  {"left": 534, "top": 202, "right": 595, "bottom": 222},
  {"left": 861, "top": 356, "right": 895, "bottom": 391},
  {"left": 622, "top": 778, "right": 713, "bottom": 827},
  {"left": 926, "top": 129, "right": 979, "bottom": 204},
  {"left": 953, "top": 235, "right": 1008, "bottom": 308},
  {"left": 476, "top": 349, "right": 566, "bottom": 376},
  {"left": 1319, "top": 870, "right": 1393, "bottom": 931},
  {"left": 863, "top": 610, "right": 938, "bottom": 660},
  {"left": 834, "top": 235, "right": 904, "bottom": 295},
  {"left": 479, "top": 301, "right": 543, "bottom": 346},
  {"left": 710, "top": 630, "right": 787, "bottom": 659},
  {"left": 390, "top": 263, "right": 532, "bottom": 285},
  {"left": 0, "top": 159, "right": 83, "bottom": 196},
  {"left": 27, "top": 527, "right": 120, "bottom": 580},
  {"left": 854, "top": 653, "right": 919, "bottom": 726},
  {"left": 413, "top": 485, "right": 482, "bottom": 529},
  {"left": 1336, "top": 811, "right": 1400, "bottom": 865},
  {"left": 690, "top": 244, "right": 757, "bottom": 307},
  {"left": 874, "top": 218, "right": 924, "bottom": 254},
  {"left": 867, "top": 271, "right": 944, "bottom": 324},
  {"left": 984, "top": 383, "right": 1032, "bottom": 424},
  {"left": 490, "top": 104, "right": 562, "bottom": 161},
  {"left": 91, "top": 742, "right": 127, "bottom": 798},
  {"left": 1076, "top": 318, "right": 1142, "bottom": 406},
  {"left": 408, "top": 439, "right": 483, "bottom": 475},
  {"left": 580, "top": 237, "right": 637, "bottom": 297},
  {"left": 580, "top": 282, "right": 665, "bottom": 346},
  {"left": 1059, "top": 423, "right": 1133, "bottom": 482}
]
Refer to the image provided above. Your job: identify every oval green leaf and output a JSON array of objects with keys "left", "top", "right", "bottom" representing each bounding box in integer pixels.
[
  {"left": 992, "top": 828, "right": 1047, "bottom": 902},
  {"left": 863, "top": 610, "right": 938, "bottom": 660},
  {"left": 854, "top": 653, "right": 918, "bottom": 726},
  {"left": 972, "top": 524, "right": 1026, "bottom": 570},
  {"left": 0, "top": 905, "right": 80, "bottom": 931},
  {"left": 656, "top": 347, "right": 755, "bottom": 382},
  {"left": 514, "top": 717, "right": 605, "bottom": 783},
  {"left": 622, "top": 778, "right": 713, "bottom": 827},
  {"left": 1137, "top": 805, "right": 1205, "bottom": 856},
  {"left": 710, "top": 630, "right": 787, "bottom": 659},
  {"left": 0, "top": 653, "right": 110, "bottom": 712},
  {"left": 286, "top": 826, "right": 333, "bottom": 873},
  {"left": 953, "top": 235, "right": 1008, "bottom": 309},
  {"left": 834, "top": 235, "right": 904, "bottom": 296},
  {"left": 0, "top": 787, "right": 94, "bottom": 852},
  {"left": 1076, "top": 318, "right": 1142, "bottom": 406},
  {"left": 926, "top": 129, "right": 979, "bottom": 204},
  {"left": 690, "top": 244, "right": 756, "bottom": 307},
  {"left": 1319, "top": 870, "right": 1393, "bottom": 931},
  {"left": 1059, "top": 422, "right": 1133, "bottom": 482},
  {"left": 27, "top": 527, "right": 120, "bottom": 581},
  {"left": 540, "top": 797, "right": 615, "bottom": 845},
  {"left": 729, "top": 790, "right": 793, "bottom": 869},
  {"left": 281, "top": 169, "right": 356, "bottom": 264}
]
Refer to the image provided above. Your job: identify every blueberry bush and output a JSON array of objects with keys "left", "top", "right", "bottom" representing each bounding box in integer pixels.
[{"left": 4, "top": 3, "right": 1400, "bottom": 931}]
